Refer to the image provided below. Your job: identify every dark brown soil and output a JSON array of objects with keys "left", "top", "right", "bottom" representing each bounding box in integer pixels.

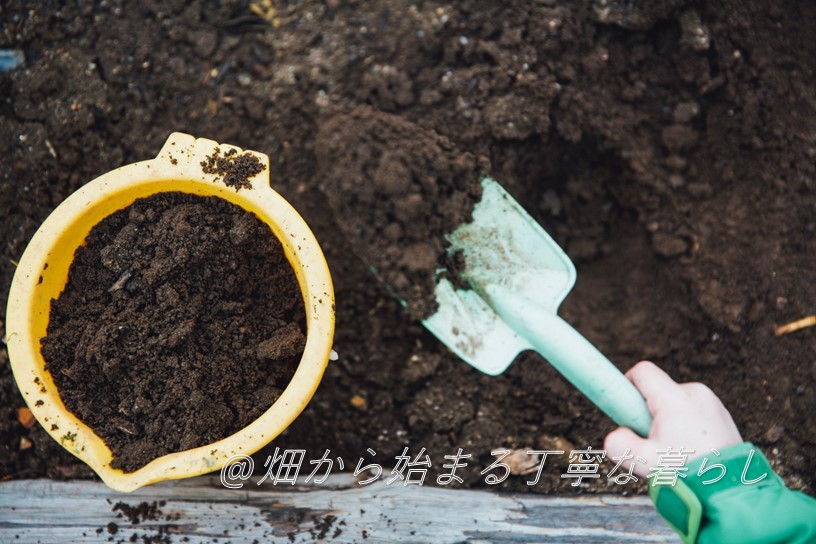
[
  {"left": 317, "top": 105, "right": 486, "bottom": 317},
  {"left": 40, "top": 193, "right": 305, "bottom": 472},
  {"left": 200, "top": 147, "right": 266, "bottom": 191},
  {"left": 1, "top": 1, "right": 814, "bottom": 495},
  {"left": 113, "top": 500, "right": 166, "bottom": 524},
  {"left": 110, "top": 500, "right": 179, "bottom": 544}
]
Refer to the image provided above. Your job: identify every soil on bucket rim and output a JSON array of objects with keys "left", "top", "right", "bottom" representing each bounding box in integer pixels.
[
  {"left": 1, "top": 1, "right": 814, "bottom": 496},
  {"left": 200, "top": 147, "right": 266, "bottom": 191},
  {"left": 40, "top": 192, "right": 305, "bottom": 472}
]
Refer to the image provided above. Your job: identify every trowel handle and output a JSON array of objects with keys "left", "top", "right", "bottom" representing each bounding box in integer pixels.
[{"left": 487, "top": 287, "right": 653, "bottom": 437}]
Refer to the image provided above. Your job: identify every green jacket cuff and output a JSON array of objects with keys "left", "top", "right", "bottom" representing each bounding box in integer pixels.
[
  {"left": 649, "top": 442, "right": 782, "bottom": 543},
  {"left": 684, "top": 442, "right": 783, "bottom": 499}
]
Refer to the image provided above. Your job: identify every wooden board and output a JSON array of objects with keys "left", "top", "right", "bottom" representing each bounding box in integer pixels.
[{"left": 0, "top": 476, "right": 679, "bottom": 543}]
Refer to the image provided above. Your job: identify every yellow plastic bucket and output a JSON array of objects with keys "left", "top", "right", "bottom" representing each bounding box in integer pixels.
[{"left": 5, "top": 133, "right": 335, "bottom": 491}]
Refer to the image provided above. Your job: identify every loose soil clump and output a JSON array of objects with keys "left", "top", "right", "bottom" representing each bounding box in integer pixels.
[
  {"left": 317, "top": 105, "right": 487, "bottom": 318},
  {"left": 200, "top": 147, "right": 265, "bottom": 191},
  {"left": 40, "top": 192, "right": 305, "bottom": 472}
]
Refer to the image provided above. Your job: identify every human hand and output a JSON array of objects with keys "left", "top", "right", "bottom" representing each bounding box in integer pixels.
[{"left": 604, "top": 361, "right": 743, "bottom": 477}]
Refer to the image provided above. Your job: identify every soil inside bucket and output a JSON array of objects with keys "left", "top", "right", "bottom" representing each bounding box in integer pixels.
[{"left": 40, "top": 192, "right": 305, "bottom": 472}]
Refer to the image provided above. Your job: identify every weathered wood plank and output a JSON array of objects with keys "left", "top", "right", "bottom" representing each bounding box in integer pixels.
[{"left": 0, "top": 477, "right": 678, "bottom": 543}]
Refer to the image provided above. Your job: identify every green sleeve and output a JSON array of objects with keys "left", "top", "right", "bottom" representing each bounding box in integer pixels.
[{"left": 650, "top": 442, "right": 816, "bottom": 544}]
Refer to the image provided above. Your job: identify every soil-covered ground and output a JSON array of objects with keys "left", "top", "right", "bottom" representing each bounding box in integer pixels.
[{"left": 1, "top": 1, "right": 814, "bottom": 495}]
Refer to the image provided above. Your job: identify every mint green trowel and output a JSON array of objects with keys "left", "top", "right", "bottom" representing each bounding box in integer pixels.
[{"left": 423, "top": 178, "right": 653, "bottom": 437}]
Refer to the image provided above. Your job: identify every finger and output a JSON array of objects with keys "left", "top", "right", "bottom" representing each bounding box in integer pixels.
[
  {"left": 604, "top": 426, "right": 657, "bottom": 478},
  {"left": 625, "top": 361, "right": 681, "bottom": 414}
]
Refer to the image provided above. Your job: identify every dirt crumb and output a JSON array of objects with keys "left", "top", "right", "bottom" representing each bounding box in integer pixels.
[
  {"left": 201, "top": 147, "right": 265, "bottom": 191},
  {"left": 113, "top": 501, "right": 163, "bottom": 525}
]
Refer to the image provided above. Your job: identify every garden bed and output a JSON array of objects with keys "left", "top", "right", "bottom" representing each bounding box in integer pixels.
[{"left": 1, "top": 0, "right": 814, "bottom": 498}]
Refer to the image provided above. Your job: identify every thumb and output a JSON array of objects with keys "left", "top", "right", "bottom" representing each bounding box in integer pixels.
[{"left": 604, "top": 426, "right": 656, "bottom": 478}]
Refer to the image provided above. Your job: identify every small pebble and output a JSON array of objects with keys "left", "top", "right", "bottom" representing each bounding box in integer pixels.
[
  {"left": 764, "top": 425, "right": 784, "bottom": 443},
  {"left": 350, "top": 395, "right": 367, "bottom": 410},
  {"left": 17, "top": 407, "right": 36, "bottom": 429},
  {"left": 0, "top": 49, "right": 24, "bottom": 73},
  {"left": 536, "top": 435, "right": 575, "bottom": 468},
  {"left": 501, "top": 448, "right": 540, "bottom": 475}
]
